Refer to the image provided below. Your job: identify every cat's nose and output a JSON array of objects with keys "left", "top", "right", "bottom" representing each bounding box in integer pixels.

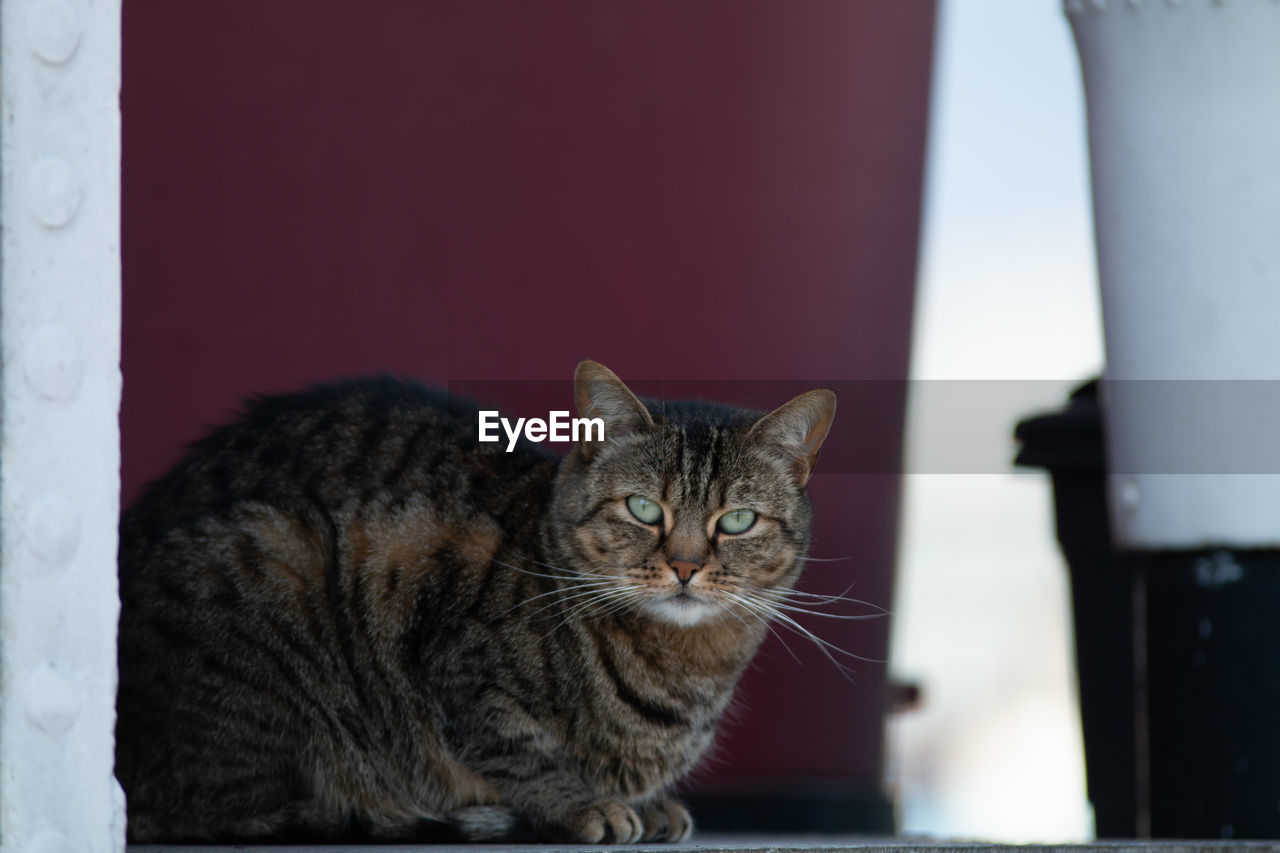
[{"left": 670, "top": 560, "right": 702, "bottom": 585}]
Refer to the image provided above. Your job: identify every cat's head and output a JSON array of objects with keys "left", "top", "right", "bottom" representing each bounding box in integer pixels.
[{"left": 547, "top": 360, "right": 835, "bottom": 628}]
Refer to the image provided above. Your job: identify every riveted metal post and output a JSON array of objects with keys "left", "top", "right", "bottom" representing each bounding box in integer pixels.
[{"left": 0, "top": 0, "right": 125, "bottom": 850}]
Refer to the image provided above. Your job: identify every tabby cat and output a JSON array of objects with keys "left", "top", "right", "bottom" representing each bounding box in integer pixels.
[{"left": 115, "top": 360, "right": 836, "bottom": 843}]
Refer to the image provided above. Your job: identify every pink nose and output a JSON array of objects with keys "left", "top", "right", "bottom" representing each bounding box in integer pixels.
[{"left": 671, "top": 560, "right": 702, "bottom": 584}]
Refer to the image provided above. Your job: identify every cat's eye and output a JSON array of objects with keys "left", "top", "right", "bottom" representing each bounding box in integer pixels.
[
  {"left": 717, "top": 509, "right": 757, "bottom": 535},
  {"left": 626, "top": 495, "right": 663, "bottom": 525}
]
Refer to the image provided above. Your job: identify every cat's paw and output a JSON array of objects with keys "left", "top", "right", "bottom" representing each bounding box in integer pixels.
[
  {"left": 639, "top": 797, "right": 693, "bottom": 842},
  {"left": 551, "top": 799, "right": 645, "bottom": 843}
]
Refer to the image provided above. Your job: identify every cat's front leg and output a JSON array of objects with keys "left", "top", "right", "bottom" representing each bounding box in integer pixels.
[
  {"left": 469, "top": 747, "right": 664, "bottom": 842},
  {"left": 547, "top": 797, "right": 646, "bottom": 843},
  {"left": 495, "top": 775, "right": 693, "bottom": 842},
  {"left": 637, "top": 797, "right": 693, "bottom": 842},
  {"left": 452, "top": 695, "right": 689, "bottom": 842},
  {"left": 477, "top": 763, "right": 643, "bottom": 843},
  {"left": 541, "top": 794, "right": 694, "bottom": 843}
]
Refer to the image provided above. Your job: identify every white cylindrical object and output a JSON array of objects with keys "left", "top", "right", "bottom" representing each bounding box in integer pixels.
[
  {"left": 0, "top": 0, "right": 125, "bottom": 850},
  {"left": 1067, "top": 0, "right": 1280, "bottom": 548}
]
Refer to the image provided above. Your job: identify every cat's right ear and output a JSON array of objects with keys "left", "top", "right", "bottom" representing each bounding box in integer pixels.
[
  {"left": 748, "top": 388, "right": 837, "bottom": 488},
  {"left": 573, "top": 360, "right": 653, "bottom": 458}
]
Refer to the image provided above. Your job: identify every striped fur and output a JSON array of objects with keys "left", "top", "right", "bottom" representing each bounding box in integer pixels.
[{"left": 116, "top": 361, "right": 835, "bottom": 843}]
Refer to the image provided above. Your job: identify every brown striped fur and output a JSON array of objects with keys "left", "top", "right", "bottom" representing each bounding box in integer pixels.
[{"left": 115, "top": 360, "right": 835, "bottom": 843}]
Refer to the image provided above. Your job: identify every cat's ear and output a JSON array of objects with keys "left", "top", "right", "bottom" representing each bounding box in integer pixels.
[
  {"left": 748, "top": 389, "right": 837, "bottom": 487},
  {"left": 573, "top": 360, "right": 654, "bottom": 457}
]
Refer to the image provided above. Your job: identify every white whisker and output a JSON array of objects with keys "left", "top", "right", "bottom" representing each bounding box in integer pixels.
[
  {"left": 759, "top": 585, "right": 891, "bottom": 616},
  {"left": 539, "top": 585, "right": 646, "bottom": 639},
  {"left": 753, "top": 596, "right": 888, "bottom": 622},
  {"left": 718, "top": 589, "right": 805, "bottom": 667},
  {"left": 490, "top": 556, "right": 599, "bottom": 581},
  {"left": 757, "top": 601, "right": 882, "bottom": 667},
  {"left": 731, "top": 593, "right": 848, "bottom": 675},
  {"left": 505, "top": 580, "right": 621, "bottom": 621},
  {"left": 727, "top": 583, "right": 887, "bottom": 678}
]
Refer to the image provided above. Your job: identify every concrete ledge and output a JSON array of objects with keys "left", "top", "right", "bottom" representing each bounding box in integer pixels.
[{"left": 128, "top": 837, "right": 1280, "bottom": 853}]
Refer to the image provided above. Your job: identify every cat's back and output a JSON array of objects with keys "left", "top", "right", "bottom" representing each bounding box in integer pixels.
[
  {"left": 116, "top": 378, "right": 555, "bottom": 839},
  {"left": 124, "top": 377, "right": 550, "bottom": 535},
  {"left": 118, "top": 376, "right": 555, "bottom": 661}
]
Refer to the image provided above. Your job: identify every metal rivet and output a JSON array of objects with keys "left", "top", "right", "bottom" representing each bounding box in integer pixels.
[
  {"left": 23, "top": 324, "right": 84, "bottom": 402},
  {"left": 23, "top": 495, "right": 81, "bottom": 566},
  {"left": 28, "top": 155, "right": 83, "bottom": 227},
  {"left": 1193, "top": 551, "right": 1244, "bottom": 588},
  {"left": 24, "top": 664, "right": 82, "bottom": 736},
  {"left": 25, "top": 0, "right": 81, "bottom": 65}
]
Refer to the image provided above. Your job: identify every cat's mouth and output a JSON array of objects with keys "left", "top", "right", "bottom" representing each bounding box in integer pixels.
[{"left": 646, "top": 588, "right": 717, "bottom": 626}]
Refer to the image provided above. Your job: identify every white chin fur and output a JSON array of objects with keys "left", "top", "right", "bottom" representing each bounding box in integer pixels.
[{"left": 646, "top": 595, "right": 717, "bottom": 627}]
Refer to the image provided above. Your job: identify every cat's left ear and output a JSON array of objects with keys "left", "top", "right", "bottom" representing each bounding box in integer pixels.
[
  {"left": 573, "top": 360, "right": 654, "bottom": 458},
  {"left": 748, "top": 389, "right": 837, "bottom": 487}
]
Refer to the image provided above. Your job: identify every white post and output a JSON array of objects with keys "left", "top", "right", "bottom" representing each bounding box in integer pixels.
[
  {"left": 1067, "top": 0, "right": 1280, "bottom": 548},
  {"left": 0, "top": 0, "right": 125, "bottom": 851}
]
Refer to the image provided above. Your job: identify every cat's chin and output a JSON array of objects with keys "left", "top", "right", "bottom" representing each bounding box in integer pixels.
[{"left": 643, "top": 592, "right": 719, "bottom": 628}]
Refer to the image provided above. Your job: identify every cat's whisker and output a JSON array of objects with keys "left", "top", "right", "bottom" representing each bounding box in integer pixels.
[
  {"left": 759, "top": 603, "right": 885, "bottom": 621},
  {"left": 520, "top": 582, "right": 634, "bottom": 622},
  {"left": 490, "top": 558, "right": 581, "bottom": 581},
  {"left": 730, "top": 590, "right": 878, "bottom": 679},
  {"left": 715, "top": 594, "right": 753, "bottom": 630},
  {"left": 758, "top": 586, "right": 891, "bottom": 616},
  {"left": 752, "top": 593, "right": 889, "bottom": 622},
  {"left": 539, "top": 586, "right": 646, "bottom": 639},
  {"left": 520, "top": 555, "right": 625, "bottom": 578},
  {"left": 717, "top": 589, "right": 805, "bottom": 667},
  {"left": 491, "top": 578, "right": 618, "bottom": 621},
  {"left": 491, "top": 556, "right": 604, "bottom": 582},
  {"left": 749, "top": 598, "right": 881, "bottom": 667},
  {"left": 728, "top": 593, "right": 828, "bottom": 673},
  {"left": 544, "top": 584, "right": 641, "bottom": 623},
  {"left": 762, "top": 588, "right": 855, "bottom": 603},
  {"left": 514, "top": 554, "right": 649, "bottom": 583},
  {"left": 761, "top": 579, "right": 880, "bottom": 606},
  {"left": 595, "top": 588, "right": 650, "bottom": 621}
]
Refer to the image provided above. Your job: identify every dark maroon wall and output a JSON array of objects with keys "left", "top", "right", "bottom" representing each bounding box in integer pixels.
[{"left": 122, "top": 0, "right": 935, "bottom": 815}]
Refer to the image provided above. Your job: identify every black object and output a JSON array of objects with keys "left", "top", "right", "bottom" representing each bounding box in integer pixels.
[
  {"left": 1142, "top": 548, "right": 1280, "bottom": 839},
  {"left": 1014, "top": 380, "right": 1140, "bottom": 838},
  {"left": 1016, "top": 381, "right": 1280, "bottom": 840}
]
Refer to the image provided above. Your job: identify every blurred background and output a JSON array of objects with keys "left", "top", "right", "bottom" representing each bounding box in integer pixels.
[
  {"left": 891, "top": 0, "right": 1102, "bottom": 842},
  {"left": 119, "top": 0, "right": 1125, "bottom": 843},
  {"left": 121, "top": 0, "right": 934, "bottom": 837}
]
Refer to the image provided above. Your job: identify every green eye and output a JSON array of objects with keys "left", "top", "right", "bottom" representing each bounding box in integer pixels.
[
  {"left": 717, "top": 509, "right": 757, "bottom": 535},
  {"left": 626, "top": 495, "right": 663, "bottom": 525}
]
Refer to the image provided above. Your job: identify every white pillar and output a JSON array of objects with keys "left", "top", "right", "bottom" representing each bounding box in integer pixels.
[
  {"left": 1067, "top": 0, "right": 1280, "bottom": 548},
  {"left": 0, "top": 0, "right": 125, "bottom": 851}
]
